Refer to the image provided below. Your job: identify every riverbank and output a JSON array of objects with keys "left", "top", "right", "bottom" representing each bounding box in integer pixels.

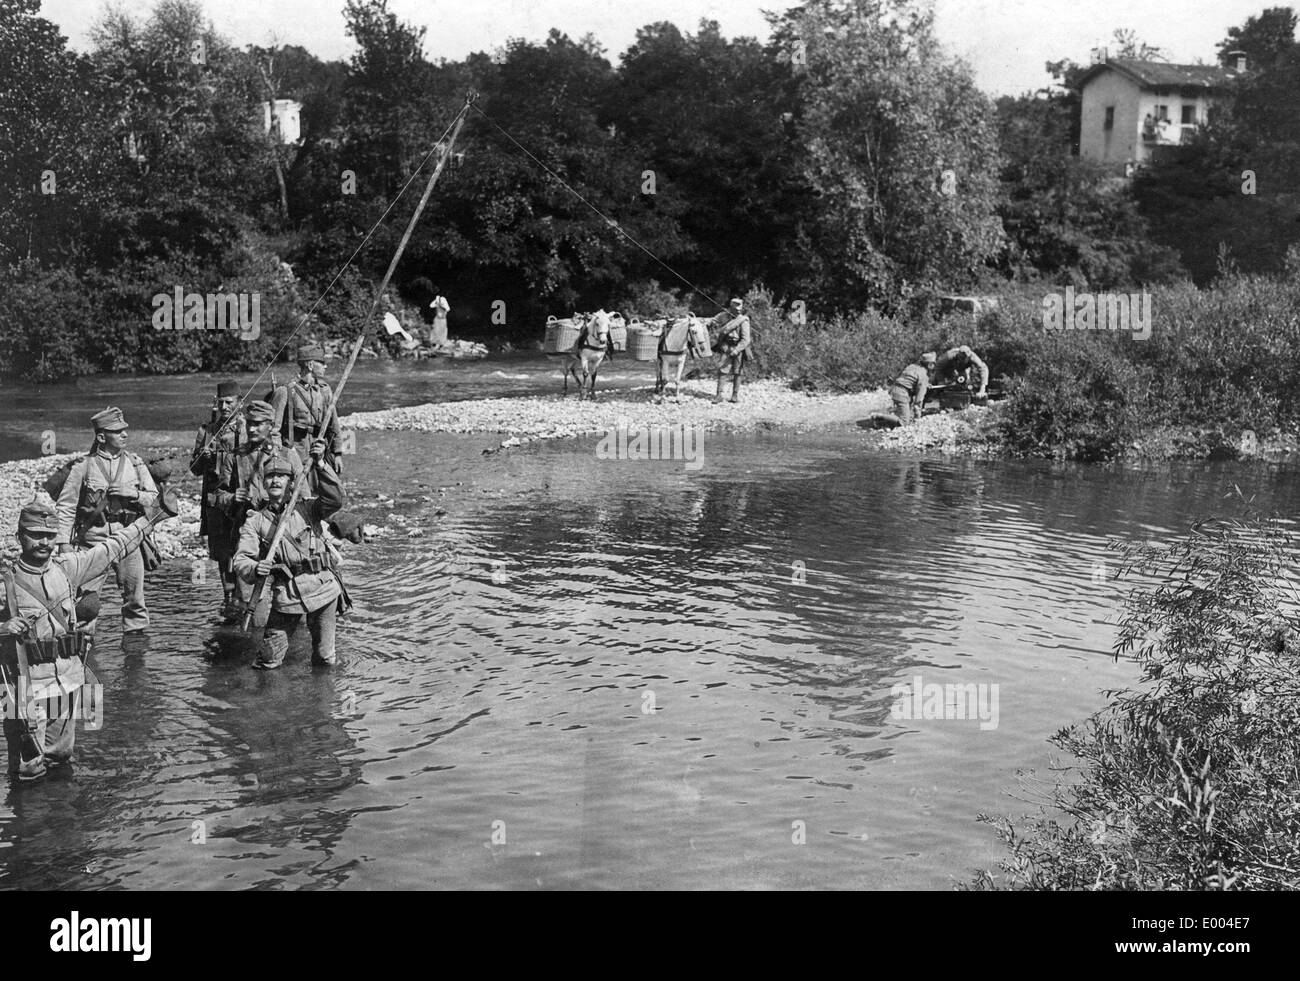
[
  {"left": 343, "top": 378, "right": 893, "bottom": 449},
  {"left": 342, "top": 378, "right": 1300, "bottom": 462},
  {"left": 857, "top": 402, "right": 1300, "bottom": 462}
]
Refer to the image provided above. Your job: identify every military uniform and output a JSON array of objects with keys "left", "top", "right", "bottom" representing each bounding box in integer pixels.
[
  {"left": 233, "top": 456, "right": 346, "bottom": 669},
  {"left": 271, "top": 343, "right": 341, "bottom": 472},
  {"left": 214, "top": 401, "right": 303, "bottom": 616},
  {"left": 710, "top": 300, "right": 752, "bottom": 403},
  {"left": 2, "top": 502, "right": 152, "bottom": 780},
  {"left": 54, "top": 407, "right": 158, "bottom": 633},
  {"left": 890, "top": 361, "right": 932, "bottom": 425},
  {"left": 930, "top": 346, "right": 988, "bottom": 394},
  {"left": 190, "top": 381, "right": 246, "bottom": 614}
]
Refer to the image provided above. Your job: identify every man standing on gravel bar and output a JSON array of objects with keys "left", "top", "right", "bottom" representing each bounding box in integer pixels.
[
  {"left": 54, "top": 407, "right": 159, "bottom": 636},
  {"left": 233, "top": 446, "right": 347, "bottom": 669},
  {"left": 710, "top": 297, "right": 752, "bottom": 404},
  {"left": 190, "top": 380, "right": 246, "bottom": 620},
  {"left": 891, "top": 353, "right": 936, "bottom": 425},
  {"left": 2, "top": 493, "right": 174, "bottom": 781}
]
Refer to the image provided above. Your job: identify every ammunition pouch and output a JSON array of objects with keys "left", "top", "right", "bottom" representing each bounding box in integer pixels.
[
  {"left": 104, "top": 494, "right": 145, "bottom": 525},
  {"left": 1, "top": 631, "right": 89, "bottom": 667},
  {"left": 282, "top": 555, "right": 331, "bottom": 577},
  {"left": 75, "top": 487, "right": 109, "bottom": 533}
]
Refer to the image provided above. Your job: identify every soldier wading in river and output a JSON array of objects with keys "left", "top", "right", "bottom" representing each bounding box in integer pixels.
[
  {"left": 54, "top": 407, "right": 159, "bottom": 636},
  {"left": 233, "top": 448, "right": 349, "bottom": 669},
  {"left": 2, "top": 495, "right": 175, "bottom": 781},
  {"left": 189, "top": 380, "right": 247, "bottom": 620},
  {"left": 214, "top": 400, "right": 303, "bottom": 619},
  {"left": 271, "top": 342, "right": 342, "bottom": 478}
]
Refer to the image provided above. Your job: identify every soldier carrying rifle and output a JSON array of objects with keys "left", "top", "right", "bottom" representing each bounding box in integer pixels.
[
  {"left": 2, "top": 493, "right": 176, "bottom": 782},
  {"left": 189, "top": 381, "right": 246, "bottom": 620}
]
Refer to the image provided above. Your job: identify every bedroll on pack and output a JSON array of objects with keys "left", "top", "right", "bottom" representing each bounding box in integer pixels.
[{"left": 43, "top": 455, "right": 174, "bottom": 500}]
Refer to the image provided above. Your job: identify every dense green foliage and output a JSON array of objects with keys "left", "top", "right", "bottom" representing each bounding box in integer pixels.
[
  {"left": 971, "top": 515, "right": 1300, "bottom": 890},
  {"left": 746, "top": 272, "right": 1300, "bottom": 462},
  {"left": 0, "top": 0, "right": 1047, "bottom": 378},
  {"left": 2, "top": 0, "right": 1298, "bottom": 430},
  {"left": 1134, "top": 8, "right": 1300, "bottom": 282}
]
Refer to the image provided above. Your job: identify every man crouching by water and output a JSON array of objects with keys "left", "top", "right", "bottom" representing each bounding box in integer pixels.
[
  {"left": 889, "top": 352, "right": 936, "bottom": 425},
  {"left": 233, "top": 446, "right": 348, "bottom": 670},
  {"left": 2, "top": 495, "right": 173, "bottom": 781}
]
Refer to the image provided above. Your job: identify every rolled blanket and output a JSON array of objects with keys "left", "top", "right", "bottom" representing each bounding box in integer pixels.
[
  {"left": 328, "top": 510, "right": 369, "bottom": 544},
  {"left": 147, "top": 457, "right": 175, "bottom": 487}
]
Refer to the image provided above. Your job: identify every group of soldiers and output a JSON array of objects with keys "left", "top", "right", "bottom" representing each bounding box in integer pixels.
[
  {"left": 890, "top": 345, "right": 990, "bottom": 425},
  {"left": 2, "top": 343, "right": 356, "bottom": 783}
]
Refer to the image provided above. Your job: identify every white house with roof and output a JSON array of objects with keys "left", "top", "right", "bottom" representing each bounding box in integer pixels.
[{"left": 1076, "top": 55, "right": 1245, "bottom": 174}]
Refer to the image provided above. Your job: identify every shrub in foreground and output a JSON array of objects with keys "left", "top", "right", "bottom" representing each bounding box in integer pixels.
[{"left": 971, "top": 516, "right": 1300, "bottom": 890}]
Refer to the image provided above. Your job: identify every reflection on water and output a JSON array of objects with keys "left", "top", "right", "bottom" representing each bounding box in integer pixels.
[{"left": 3, "top": 422, "right": 1298, "bottom": 889}]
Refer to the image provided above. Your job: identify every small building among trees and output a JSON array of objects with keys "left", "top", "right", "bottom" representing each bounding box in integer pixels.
[
  {"left": 261, "top": 98, "right": 302, "bottom": 144},
  {"left": 1076, "top": 55, "right": 1244, "bottom": 174}
]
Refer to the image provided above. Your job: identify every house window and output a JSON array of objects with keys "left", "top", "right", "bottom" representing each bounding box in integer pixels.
[
  {"left": 1154, "top": 105, "right": 1169, "bottom": 121},
  {"left": 1104, "top": 106, "right": 1114, "bottom": 129},
  {"left": 1181, "top": 105, "right": 1197, "bottom": 125}
]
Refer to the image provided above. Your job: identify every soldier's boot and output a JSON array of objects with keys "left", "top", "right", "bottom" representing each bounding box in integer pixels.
[
  {"left": 730, "top": 374, "right": 742, "bottom": 404},
  {"left": 714, "top": 376, "right": 726, "bottom": 404}
]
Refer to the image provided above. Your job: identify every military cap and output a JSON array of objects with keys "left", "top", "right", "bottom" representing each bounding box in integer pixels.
[
  {"left": 91, "top": 406, "right": 128, "bottom": 431},
  {"left": 296, "top": 342, "right": 327, "bottom": 363},
  {"left": 18, "top": 502, "right": 59, "bottom": 534},
  {"left": 264, "top": 456, "right": 296, "bottom": 479},
  {"left": 244, "top": 400, "right": 275, "bottom": 423},
  {"left": 216, "top": 380, "right": 239, "bottom": 398}
]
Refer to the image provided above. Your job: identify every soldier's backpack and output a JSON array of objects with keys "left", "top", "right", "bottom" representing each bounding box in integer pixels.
[
  {"left": 42, "top": 460, "right": 77, "bottom": 500},
  {"left": 44, "top": 455, "right": 173, "bottom": 500},
  {"left": 44, "top": 454, "right": 173, "bottom": 570}
]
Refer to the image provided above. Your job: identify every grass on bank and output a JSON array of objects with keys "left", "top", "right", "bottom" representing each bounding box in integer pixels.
[
  {"left": 745, "top": 271, "right": 1300, "bottom": 462},
  {"left": 965, "top": 514, "right": 1300, "bottom": 890}
]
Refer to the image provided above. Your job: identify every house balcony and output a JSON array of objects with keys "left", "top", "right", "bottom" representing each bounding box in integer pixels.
[{"left": 1142, "top": 122, "right": 1198, "bottom": 145}]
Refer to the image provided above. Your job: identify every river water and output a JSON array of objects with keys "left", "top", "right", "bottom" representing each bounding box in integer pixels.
[{"left": 1, "top": 360, "right": 1296, "bottom": 889}]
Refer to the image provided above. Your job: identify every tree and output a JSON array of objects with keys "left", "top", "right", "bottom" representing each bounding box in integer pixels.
[
  {"left": 767, "top": 0, "right": 1005, "bottom": 311},
  {"left": 87, "top": 0, "right": 268, "bottom": 264},
  {"left": 1110, "top": 27, "right": 1164, "bottom": 60},
  {"left": 994, "top": 80, "right": 1183, "bottom": 289},
  {"left": 412, "top": 30, "right": 691, "bottom": 320},
  {"left": 609, "top": 20, "right": 806, "bottom": 301},
  {"left": 1218, "top": 6, "right": 1298, "bottom": 69},
  {"left": 0, "top": 0, "right": 102, "bottom": 265},
  {"left": 1135, "top": 10, "right": 1300, "bottom": 281}
]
